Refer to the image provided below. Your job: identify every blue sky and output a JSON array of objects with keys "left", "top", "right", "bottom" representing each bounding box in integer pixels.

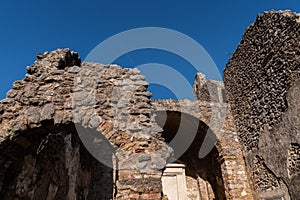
[{"left": 1, "top": 1, "right": 299, "bottom": 100}]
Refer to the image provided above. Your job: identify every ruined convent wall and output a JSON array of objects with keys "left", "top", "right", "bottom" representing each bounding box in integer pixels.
[{"left": 224, "top": 10, "right": 300, "bottom": 199}]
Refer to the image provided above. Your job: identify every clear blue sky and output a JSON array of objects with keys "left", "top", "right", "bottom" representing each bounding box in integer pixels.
[{"left": 1, "top": 1, "right": 299, "bottom": 100}]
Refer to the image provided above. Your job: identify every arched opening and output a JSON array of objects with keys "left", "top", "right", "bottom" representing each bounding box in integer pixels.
[
  {"left": 156, "top": 111, "right": 226, "bottom": 200},
  {"left": 0, "top": 121, "right": 115, "bottom": 200}
]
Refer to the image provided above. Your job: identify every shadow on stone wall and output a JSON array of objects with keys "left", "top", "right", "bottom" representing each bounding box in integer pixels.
[{"left": 0, "top": 121, "right": 115, "bottom": 200}]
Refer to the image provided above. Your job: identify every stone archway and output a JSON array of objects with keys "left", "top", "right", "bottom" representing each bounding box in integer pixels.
[{"left": 155, "top": 111, "right": 226, "bottom": 200}]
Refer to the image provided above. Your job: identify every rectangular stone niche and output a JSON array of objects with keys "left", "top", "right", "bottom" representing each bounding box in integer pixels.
[{"left": 161, "top": 163, "right": 187, "bottom": 200}]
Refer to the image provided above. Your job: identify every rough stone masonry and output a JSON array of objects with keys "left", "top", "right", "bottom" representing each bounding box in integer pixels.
[
  {"left": 224, "top": 10, "right": 300, "bottom": 200},
  {"left": 0, "top": 9, "right": 299, "bottom": 200},
  {"left": 0, "top": 47, "right": 252, "bottom": 200}
]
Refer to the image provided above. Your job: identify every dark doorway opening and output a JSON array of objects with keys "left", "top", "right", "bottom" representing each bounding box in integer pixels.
[{"left": 156, "top": 111, "right": 226, "bottom": 200}]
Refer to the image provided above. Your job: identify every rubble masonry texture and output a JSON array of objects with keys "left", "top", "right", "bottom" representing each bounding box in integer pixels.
[
  {"left": 224, "top": 10, "right": 300, "bottom": 199},
  {"left": 0, "top": 48, "right": 252, "bottom": 199},
  {"left": 0, "top": 10, "right": 299, "bottom": 200}
]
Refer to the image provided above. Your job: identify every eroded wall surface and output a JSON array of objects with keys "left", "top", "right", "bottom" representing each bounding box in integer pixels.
[{"left": 224, "top": 10, "right": 300, "bottom": 199}]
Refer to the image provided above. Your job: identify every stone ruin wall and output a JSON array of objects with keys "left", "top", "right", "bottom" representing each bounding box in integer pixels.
[
  {"left": 1, "top": 10, "right": 300, "bottom": 200},
  {"left": 0, "top": 48, "right": 254, "bottom": 200},
  {"left": 224, "top": 10, "right": 300, "bottom": 199},
  {"left": 0, "top": 48, "right": 173, "bottom": 199}
]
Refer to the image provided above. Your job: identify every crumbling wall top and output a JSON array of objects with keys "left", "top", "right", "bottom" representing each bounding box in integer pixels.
[{"left": 0, "top": 48, "right": 172, "bottom": 171}]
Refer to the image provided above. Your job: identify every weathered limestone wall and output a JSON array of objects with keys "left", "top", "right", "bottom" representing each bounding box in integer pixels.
[
  {"left": 0, "top": 48, "right": 172, "bottom": 199},
  {"left": 224, "top": 10, "right": 300, "bottom": 199},
  {"left": 262, "top": 79, "right": 300, "bottom": 199}
]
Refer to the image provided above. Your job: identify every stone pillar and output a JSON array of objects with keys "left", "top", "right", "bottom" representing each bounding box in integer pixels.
[{"left": 161, "top": 164, "right": 187, "bottom": 200}]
